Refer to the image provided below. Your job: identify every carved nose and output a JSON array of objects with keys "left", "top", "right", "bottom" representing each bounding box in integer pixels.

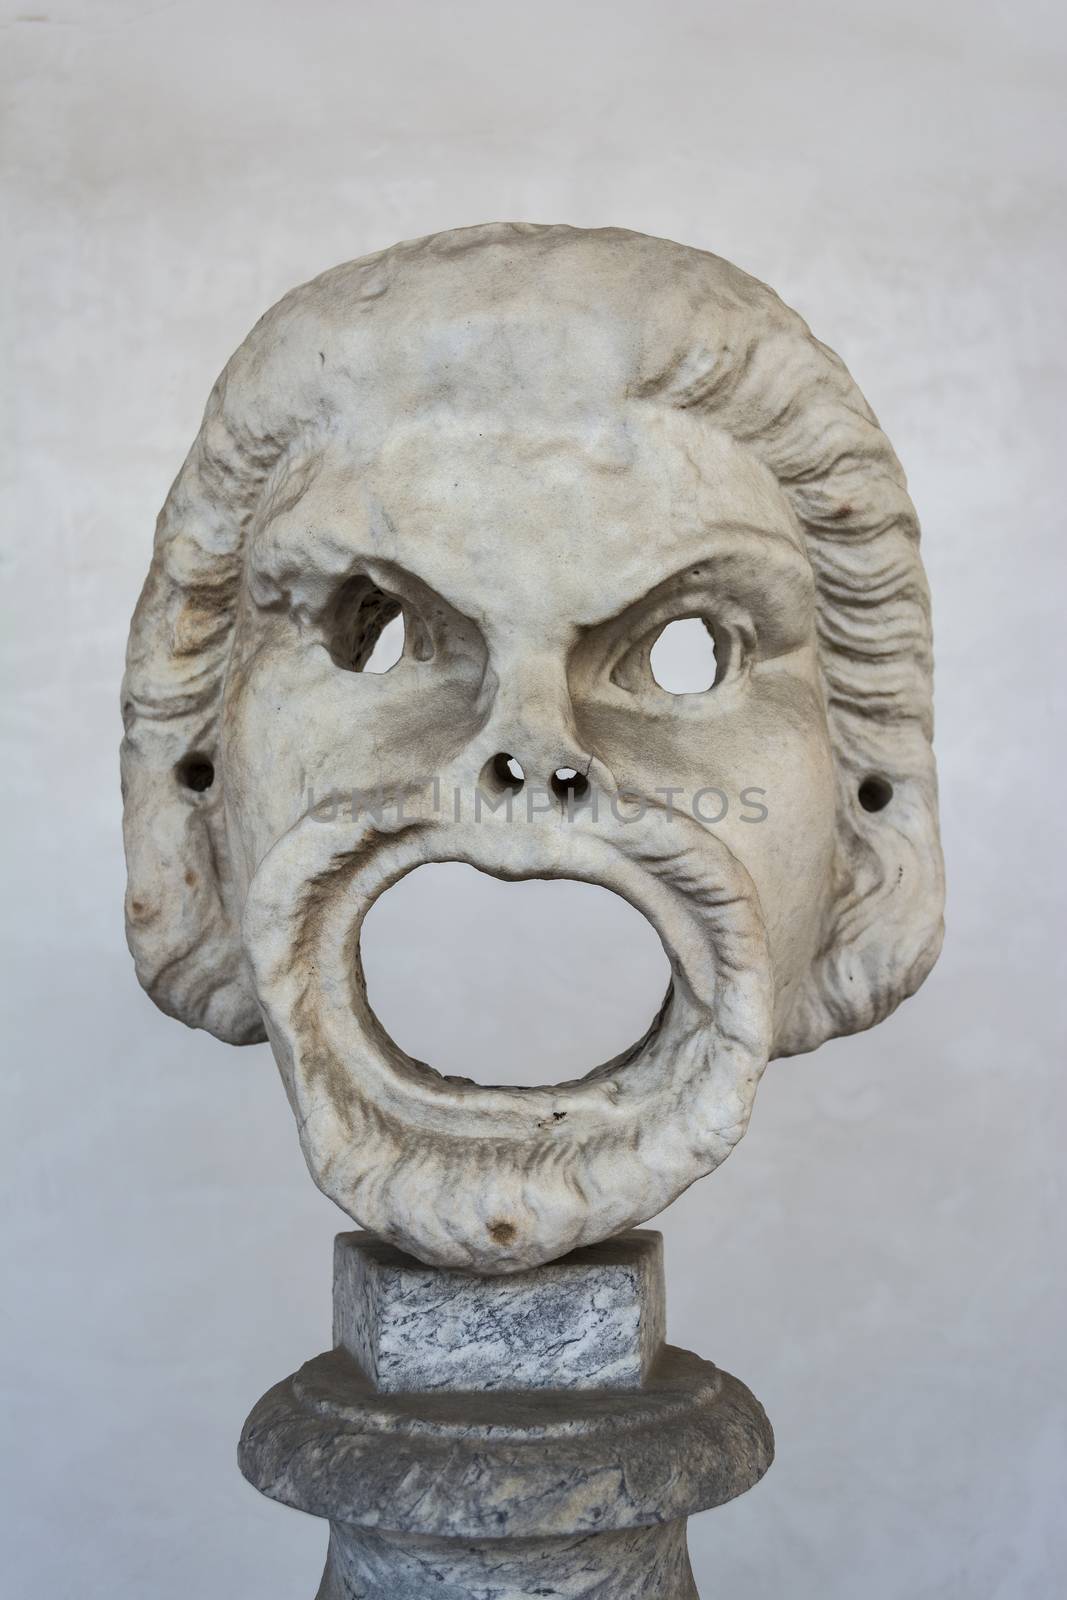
[
  {"left": 471, "top": 652, "right": 614, "bottom": 804},
  {"left": 484, "top": 752, "right": 527, "bottom": 794},
  {"left": 549, "top": 764, "right": 592, "bottom": 804},
  {"left": 480, "top": 751, "right": 593, "bottom": 805}
]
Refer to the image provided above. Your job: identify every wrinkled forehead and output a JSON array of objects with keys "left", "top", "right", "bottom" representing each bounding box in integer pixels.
[
  {"left": 250, "top": 394, "right": 806, "bottom": 627},
  {"left": 304, "top": 235, "right": 695, "bottom": 424}
]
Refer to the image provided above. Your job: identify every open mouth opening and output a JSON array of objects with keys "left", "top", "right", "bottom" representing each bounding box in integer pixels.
[
  {"left": 358, "top": 863, "right": 673, "bottom": 1088},
  {"left": 244, "top": 798, "right": 772, "bottom": 1268}
]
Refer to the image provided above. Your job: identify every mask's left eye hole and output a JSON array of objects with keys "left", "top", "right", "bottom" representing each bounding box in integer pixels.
[
  {"left": 650, "top": 617, "right": 718, "bottom": 694},
  {"left": 364, "top": 611, "right": 404, "bottom": 673},
  {"left": 324, "top": 578, "right": 427, "bottom": 674}
]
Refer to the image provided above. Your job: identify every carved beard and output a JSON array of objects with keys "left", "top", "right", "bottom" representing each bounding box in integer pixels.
[{"left": 243, "top": 790, "right": 774, "bottom": 1272}]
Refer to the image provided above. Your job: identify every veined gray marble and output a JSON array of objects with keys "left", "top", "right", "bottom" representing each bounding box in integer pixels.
[
  {"left": 239, "top": 1230, "right": 773, "bottom": 1598},
  {"left": 316, "top": 1522, "right": 697, "bottom": 1599},
  {"left": 334, "top": 1230, "right": 665, "bottom": 1392}
]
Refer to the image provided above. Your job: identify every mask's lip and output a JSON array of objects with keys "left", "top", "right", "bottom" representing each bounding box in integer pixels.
[{"left": 244, "top": 801, "right": 774, "bottom": 1271}]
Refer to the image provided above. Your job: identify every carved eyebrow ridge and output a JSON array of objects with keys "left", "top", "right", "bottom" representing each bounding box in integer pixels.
[{"left": 586, "top": 523, "right": 813, "bottom": 632}]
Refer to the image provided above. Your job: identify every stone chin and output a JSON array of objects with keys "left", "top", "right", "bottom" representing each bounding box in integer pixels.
[{"left": 243, "top": 795, "right": 774, "bottom": 1272}]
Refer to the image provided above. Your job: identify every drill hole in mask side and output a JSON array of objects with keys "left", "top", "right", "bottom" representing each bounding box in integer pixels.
[
  {"left": 176, "top": 753, "right": 215, "bottom": 792},
  {"left": 649, "top": 617, "right": 718, "bottom": 694},
  {"left": 858, "top": 774, "right": 894, "bottom": 813}
]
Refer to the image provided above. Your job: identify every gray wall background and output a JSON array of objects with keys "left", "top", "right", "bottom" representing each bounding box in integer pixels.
[{"left": 3, "top": 2, "right": 1064, "bottom": 1595}]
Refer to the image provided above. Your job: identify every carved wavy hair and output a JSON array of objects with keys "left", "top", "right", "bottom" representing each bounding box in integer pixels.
[{"left": 122, "top": 223, "right": 943, "bottom": 1051}]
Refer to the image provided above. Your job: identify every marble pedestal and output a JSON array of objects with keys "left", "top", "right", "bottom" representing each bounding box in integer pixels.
[{"left": 239, "top": 1231, "right": 773, "bottom": 1598}]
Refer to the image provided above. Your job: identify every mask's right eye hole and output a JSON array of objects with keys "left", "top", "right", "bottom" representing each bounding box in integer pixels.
[
  {"left": 324, "top": 579, "right": 412, "bottom": 674},
  {"left": 649, "top": 617, "right": 718, "bottom": 694}
]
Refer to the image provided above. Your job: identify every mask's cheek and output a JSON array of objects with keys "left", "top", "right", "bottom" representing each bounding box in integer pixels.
[
  {"left": 577, "top": 665, "right": 837, "bottom": 1019},
  {"left": 708, "top": 675, "right": 838, "bottom": 1026},
  {"left": 220, "top": 617, "right": 489, "bottom": 893},
  {"left": 219, "top": 626, "right": 317, "bottom": 899},
  {"left": 729, "top": 783, "right": 837, "bottom": 1034}
]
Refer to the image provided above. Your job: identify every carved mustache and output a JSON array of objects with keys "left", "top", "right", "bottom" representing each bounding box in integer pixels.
[{"left": 243, "top": 794, "right": 774, "bottom": 1272}]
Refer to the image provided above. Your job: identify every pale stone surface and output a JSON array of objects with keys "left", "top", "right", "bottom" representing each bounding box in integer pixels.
[
  {"left": 122, "top": 223, "right": 944, "bottom": 1272},
  {"left": 239, "top": 1230, "right": 773, "bottom": 1598},
  {"left": 334, "top": 1230, "right": 666, "bottom": 1391}
]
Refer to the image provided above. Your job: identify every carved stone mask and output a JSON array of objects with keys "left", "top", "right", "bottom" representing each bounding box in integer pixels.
[{"left": 122, "top": 225, "right": 943, "bottom": 1271}]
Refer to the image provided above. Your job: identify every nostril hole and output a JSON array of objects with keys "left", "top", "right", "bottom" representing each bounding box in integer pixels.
[
  {"left": 176, "top": 753, "right": 215, "bottom": 792},
  {"left": 858, "top": 774, "right": 894, "bottom": 813},
  {"left": 485, "top": 752, "right": 525, "bottom": 793},
  {"left": 552, "top": 767, "right": 590, "bottom": 803}
]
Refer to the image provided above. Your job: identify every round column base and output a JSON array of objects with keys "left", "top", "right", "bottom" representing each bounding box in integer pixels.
[
  {"left": 241, "top": 1344, "right": 772, "bottom": 1600},
  {"left": 317, "top": 1521, "right": 697, "bottom": 1599},
  {"left": 239, "top": 1233, "right": 773, "bottom": 1598}
]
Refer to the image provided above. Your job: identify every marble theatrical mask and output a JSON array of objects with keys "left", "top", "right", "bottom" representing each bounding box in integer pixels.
[{"left": 122, "top": 225, "right": 944, "bottom": 1271}]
